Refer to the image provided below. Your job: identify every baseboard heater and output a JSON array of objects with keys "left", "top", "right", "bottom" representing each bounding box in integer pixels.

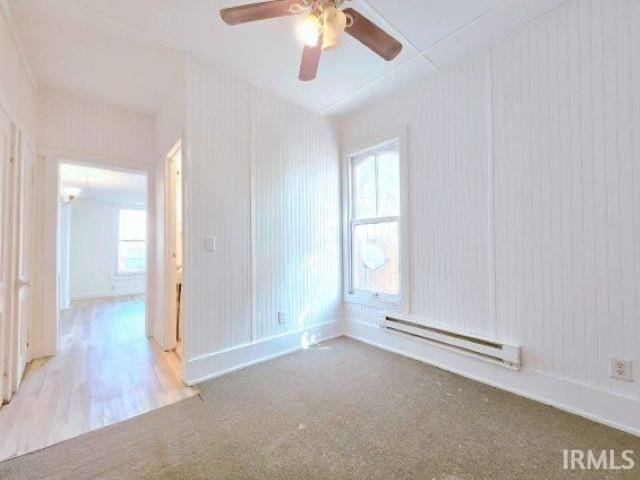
[{"left": 383, "top": 316, "right": 521, "bottom": 370}]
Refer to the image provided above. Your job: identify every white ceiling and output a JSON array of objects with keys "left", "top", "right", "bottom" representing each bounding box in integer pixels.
[
  {"left": 10, "top": 0, "right": 184, "bottom": 115},
  {"left": 60, "top": 163, "right": 147, "bottom": 206},
  {"left": 11, "top": 0, "right": 567, "bottom": 116}
]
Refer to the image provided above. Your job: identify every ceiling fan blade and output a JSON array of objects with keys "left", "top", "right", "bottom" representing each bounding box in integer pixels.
[
  {"left": 298, "top": 42, "right": 322, "bottom": 81},
  {"left": 220, "top": 0, "right": 303, "bottom": 25},
  {"left": 343, "top": 8, "right": 402, "bottom": 61}
]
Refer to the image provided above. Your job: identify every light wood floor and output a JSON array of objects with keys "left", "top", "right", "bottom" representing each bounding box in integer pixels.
[{"left": 0, "top": 295, "right": 197, "bottom": 462}]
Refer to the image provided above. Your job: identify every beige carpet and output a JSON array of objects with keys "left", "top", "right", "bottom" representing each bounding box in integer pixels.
[{"left": 1, "top": 338, "right": 638, "bottom": 479}]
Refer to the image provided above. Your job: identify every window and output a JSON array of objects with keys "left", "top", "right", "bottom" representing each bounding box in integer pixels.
[
  {"left": 346, "top": 138, "right": 404, "bottom": 306},
  {"left": 116, "top": 208, "right": 146, "bottom": 275}
]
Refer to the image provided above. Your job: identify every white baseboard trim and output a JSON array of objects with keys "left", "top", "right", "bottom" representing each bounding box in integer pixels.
[
  {"left": 185, "top": 320, "right": 345, "bottom": 386},
  {"left": 181, "top": 315, "right": 639, "bottom": 436},
  {"left": 344, "top": 318, "right": 640, "bottom": 437}
]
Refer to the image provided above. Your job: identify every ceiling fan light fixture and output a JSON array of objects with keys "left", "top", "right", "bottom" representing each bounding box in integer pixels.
[
  {"left": 297, "top": 12, "right": 321, "bottom": 47},
  {"left": 219, "top": 0, "right": 404, "bottom": 81},
  {"left": 321, "top": 5, "right": 346, "bottom": 51}
]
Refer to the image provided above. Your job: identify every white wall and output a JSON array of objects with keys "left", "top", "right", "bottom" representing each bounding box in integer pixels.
[
  {"left": 343, "top": 51, "right": 493, "bottom": 338},
  {"left": 68, "top": 198, "right": 146, "bottom": 301},
  {"left": 183, "top": 58, "right": 341, "bottom": 381},
  {"left": 154, "top": 71, "right": 184, "bottom": 163},
  {"left": 340, "top": 0, "right": 640, "bottom": 431},
  {"left": 0, "top": 0, "right": 37, "bottom": 141},
  {"left": 491, "top": 0, "right": 639, "bottom": 399},
  {"left": 38, "top": 89, "right": 153, "bottom": 165},
  {"left": 251, "top": 89, "right": 342, "bottom": 341}
]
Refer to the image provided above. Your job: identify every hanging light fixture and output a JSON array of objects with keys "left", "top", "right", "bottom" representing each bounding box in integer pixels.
[
  {"left": 220, "top": 0, "right": 404, "bottom": 82},
  {"left": 321, "top": 5, "right": 346, "bottom": 51},
  {"left": 296, "top": 12, "right": 321, "bottom": 47}
]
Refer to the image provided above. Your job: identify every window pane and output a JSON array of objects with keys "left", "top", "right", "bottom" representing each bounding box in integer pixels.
[
  {"left": 352, "top": 222, "right": 399, "bottom": 295},
  {"left": 353, "top": 156, "right": 376, "bottom": 219},
  {"left": 118, "top": 241, "right": 146, "bottom": 273},
  {"left": 119, "top": 209, "right": 146, "bottom": 241},
  {"left": 376, "top": 152, "right": 400, "bottom": 217}
]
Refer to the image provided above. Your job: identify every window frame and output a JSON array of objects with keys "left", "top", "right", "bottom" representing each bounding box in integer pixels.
[
  {"left": 114, "top": 206, "right": 147, "bottom": 277},
  {"left": 342, "top": 130, "right": 409, "bottom": 313}
]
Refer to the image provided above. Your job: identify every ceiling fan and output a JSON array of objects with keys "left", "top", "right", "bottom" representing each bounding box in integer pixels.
[{"left": 220, "top": 0, "right": 403, "bottom": 81}]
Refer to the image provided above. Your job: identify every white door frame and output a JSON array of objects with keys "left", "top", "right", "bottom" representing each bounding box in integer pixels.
[
  {"left": 0, "top": 124, "right": 36, "bottom": 399},
  {"left": 163, "top": 141, "right": 181, "bottom": 352},
  {"left": 39, "top": 148, "right": 156, "bottom": 356},
  {"left": 9, "top": 131, "right": 35, "bottom": 391},
  {"left": 0, "top": 112, "right": 15, "bottom": 403},
  {"left": 156, "top": 138, "right": 188, "bottom": 383}
]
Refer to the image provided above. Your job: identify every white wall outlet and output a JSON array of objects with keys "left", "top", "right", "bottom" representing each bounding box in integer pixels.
[
  {"left": 610, "top": 357, "right": 633, "bottom": 382},
  {"left": 277, "top": 312, "right": 286, "bottom": 326},
  {"left": 203, "top": 236, "right": 216, "bottom": 253}
]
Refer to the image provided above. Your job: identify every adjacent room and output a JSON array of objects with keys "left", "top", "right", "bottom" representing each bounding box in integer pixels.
[
  {"left": 0, "top": 0, "right": 638, "bottom": 478},
  {"left": 60, "top": 164, "right": 148, "bottom": 308},
  {"left": 0, "top": 162, "right": 195, "bottom": 461}
]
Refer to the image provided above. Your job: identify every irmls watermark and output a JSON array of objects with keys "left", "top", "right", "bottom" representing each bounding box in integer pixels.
[{"left": 563, "top": 450, "right": 636, "bottom": 471}]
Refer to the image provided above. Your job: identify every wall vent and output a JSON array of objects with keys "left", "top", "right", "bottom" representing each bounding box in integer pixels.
[{"left": 383, "top": 315, "right": 521, "bottom": 370}]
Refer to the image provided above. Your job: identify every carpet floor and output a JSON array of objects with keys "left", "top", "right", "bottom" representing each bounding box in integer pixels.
[{"left": 0, "top": 337, "right": 638, "bottom": 479}]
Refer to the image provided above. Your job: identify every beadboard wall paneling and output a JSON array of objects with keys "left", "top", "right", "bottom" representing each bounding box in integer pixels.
[
  {"left": 492, "top": 0, "right": 640, "bottom": 399},
  {"left": 252, "top": 89, "right": 341, "bottom": 341},
  {"left": 154, "top": 70, "right": 185, "bottom": 161},
  {"left": 341, "top": 0, "right": 640, "bottom": 402},
  {"left": 184, "top": 59, "right": 341, "bottom": 361},
  {"left": 0, "top": 3, "right": 37, "bottom": 139},
  {"left": 342, "top": 51, "right": 493, "bottom": 339},
  {"left": 19, "top": 66, "right": 37, "bottom": 140},
  {"left": 38, "top": 89, "right": 154, "bottom": 165},
  {"left": 185, "top": 60, "right": 253, "bottom": 358}
]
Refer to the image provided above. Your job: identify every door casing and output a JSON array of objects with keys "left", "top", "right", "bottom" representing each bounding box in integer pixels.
[
  {"left": 10, "top": 133, "right": 35, "bottom": 391},
  {"left": 0, "top": 121, "right": 36, "bottom": 401},
  {"left": 0, "top": 109, "right": 13, "bottom": 403},
  {"left": 163, "top": 141, "right": 181, "bottom": 351}
]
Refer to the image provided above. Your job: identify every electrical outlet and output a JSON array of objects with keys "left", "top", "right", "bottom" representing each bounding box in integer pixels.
[
  {"left": 203, "top": 236, "right": 216, "bottom": 253},
  {"left": 277, "top": 312, "right": 286, "bottom": 326},
  {"left": 610, "top": 357, "right": 633, "bottom": 382}
]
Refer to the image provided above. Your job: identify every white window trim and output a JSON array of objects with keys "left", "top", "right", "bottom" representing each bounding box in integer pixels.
[
  {"left": 113, "top": 204, "right": 147, "bottom": 277},
  {"left": 342, "top": 129, "right": 410, "bottom": 313}
]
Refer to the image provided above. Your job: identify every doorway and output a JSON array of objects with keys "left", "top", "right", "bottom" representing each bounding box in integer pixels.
[
  {"left": 58, "top": 164, "right": 148, "bottom": 310},
  {"left": 0, "top": 160, "right": 197, "bottom": 462},
  {"left": 164, "top": 142, "right": 184, "bottom": 360}
]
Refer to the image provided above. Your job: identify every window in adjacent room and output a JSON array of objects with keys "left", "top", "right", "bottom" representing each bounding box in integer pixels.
[
  {"left": 345, "top": 138, "right": 405, "bottom": 308},
  {"left": 116, "top": 208, "right": 146, "bottom": 275}
]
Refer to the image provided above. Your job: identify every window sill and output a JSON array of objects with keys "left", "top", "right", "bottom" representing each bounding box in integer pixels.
[
  {"left": 344, "top": 292, "right": 407, "bottom": 313},
  {"left": 113, "top": 272, "right": 146, "bottom": 278}
]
